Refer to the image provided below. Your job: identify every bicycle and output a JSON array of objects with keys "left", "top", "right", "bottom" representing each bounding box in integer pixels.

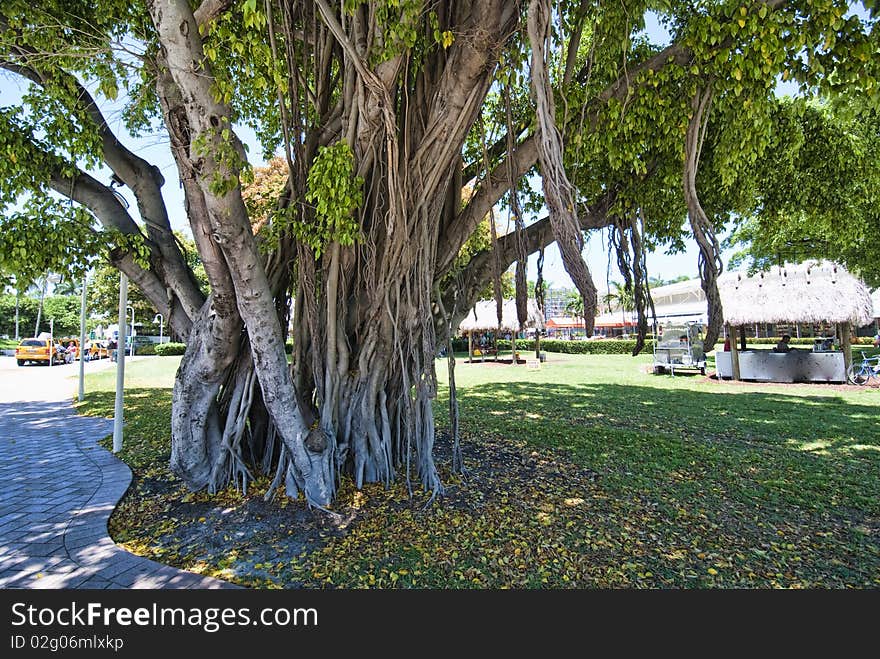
[{"left": 847, "top": 351, "right": 880, "bottom": 385}]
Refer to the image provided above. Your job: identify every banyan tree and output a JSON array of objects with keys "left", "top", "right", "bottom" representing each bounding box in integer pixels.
[{"left": 1, "top": 1, "right": 877, "bottom": 505}]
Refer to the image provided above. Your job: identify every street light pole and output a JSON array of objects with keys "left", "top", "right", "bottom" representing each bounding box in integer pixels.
[
  {"left": 154, "top": 313, "right": 164, "bottom": 343},
  {"left": 113, "top": 272, "right": 128, "bottom": 453},
  {"left": 78, "top": 274, "right": 88, "bottom": 402},
  {"left": 14, "top": 287, "right": 20, "bottom": 341}
]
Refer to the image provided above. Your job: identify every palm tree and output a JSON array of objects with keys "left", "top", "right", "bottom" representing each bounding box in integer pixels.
[
  {"left": 563, "top": 292, "right": 586, "bottom": 336},
  {"left": 603, "top": 281, "right": 635, "bottom": 334},
  {"left": 53, "top": 276, "right": 79, "bottom": 296},
  {"left": 28, "top": 273, "right": 62, "bottom": 336}
]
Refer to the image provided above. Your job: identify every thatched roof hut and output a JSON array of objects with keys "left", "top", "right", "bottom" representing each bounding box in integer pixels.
[
  {"left": 458, "top": 299, "right": 545, "bottom": 333},
  {"left": 719, "top": 261, "right": 873, "bottom": 327},
  {"left": 717, "top": 261, "right": 872, "bottom": 381}
]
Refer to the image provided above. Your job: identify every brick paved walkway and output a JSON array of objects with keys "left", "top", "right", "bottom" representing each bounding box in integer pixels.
[{"left": 0, "top": 358, "right": 236, "bottom": 589}]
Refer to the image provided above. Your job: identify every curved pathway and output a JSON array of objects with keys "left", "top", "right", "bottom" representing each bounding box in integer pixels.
[{"left": 0, "top": 356, "right": 235, "bottom": 589}]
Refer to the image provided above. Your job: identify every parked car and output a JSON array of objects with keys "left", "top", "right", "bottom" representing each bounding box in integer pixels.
[
  {"left": 86, "top": 340, "right": 110, "bottom": 360},
  {"left": 16, "top": 337, "right": 67, "bottom": 366}
]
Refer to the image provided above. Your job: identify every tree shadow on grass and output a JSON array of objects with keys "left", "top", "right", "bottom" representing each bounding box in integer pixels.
[
  {"left": 455, "top": 380, "right": 878, "bottom": 454},
  {"left": 72, "top": 382, "right": 879, "bottom": 588},
  {"left": 442, "top": 381, "right": 880, "bottom": 516}
]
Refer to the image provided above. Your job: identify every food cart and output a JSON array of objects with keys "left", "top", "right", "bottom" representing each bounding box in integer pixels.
[{"left": 652, "top": 321, "right": 706, "bottom": 375}]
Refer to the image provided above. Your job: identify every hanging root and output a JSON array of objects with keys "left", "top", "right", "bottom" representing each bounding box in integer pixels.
[
  {"left": 209, "top": 356, "right": 258, "bottom": 495},
  {"left": 479, "top": 118, "right": 505, "bottom": 330},
  {"left": 610, "top": 210, "right": 656, "bottom": 355},
  {"left": 264, "top": 448, "right": 288, "bottom": 502},
  {"left": 434, "top": 282, "right": 465, "bottom": 476},
  {"left": 535, "top": 248, "right": 545, "bottom": 313},
  {"left": 515, "top": 260, "right": 527, "bottom": 327},
  {"left": 629, "top": 212, "right": 655, "bottom": 354},
  {"left": 534, "top": 248, "right": 546, "bottom": 358},
  {"left": 684, "top": 84, "right": 724, "bottom": 348},
  {"left": 529, "top": 0, "right": 597, "bottom": 333},
  {"left": 417, "top": 392, "right": 443, "bottom": 507},
  {"left": 505, "top": 80, "right": 529, "bottom": 333}
]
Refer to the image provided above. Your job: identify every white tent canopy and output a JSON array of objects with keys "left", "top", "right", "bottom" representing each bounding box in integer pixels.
[
  {"left": 459, "top": 299, "right": 545, "bottom": 333},
  {"left": 718, "top": 261, "right": 873, "bottom": 327}
]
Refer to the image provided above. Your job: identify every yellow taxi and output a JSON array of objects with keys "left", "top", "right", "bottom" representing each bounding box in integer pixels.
[
  {"left": 15, "top": 338, "right": 67, "bottom": 366},
  {"left": 85, "top": 340, "right": 110, "bottom": 360}
]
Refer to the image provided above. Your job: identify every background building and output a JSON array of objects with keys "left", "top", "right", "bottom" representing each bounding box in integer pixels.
[{"left": 599, "top": 267, "right": 879, "bottom": 339}]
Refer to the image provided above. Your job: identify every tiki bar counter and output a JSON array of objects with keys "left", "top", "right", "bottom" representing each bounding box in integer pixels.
[{"left": 715, "top": 348, "right": 846, "bottom": 383}]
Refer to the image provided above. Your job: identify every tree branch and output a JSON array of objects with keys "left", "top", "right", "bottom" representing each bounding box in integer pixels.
[
  {"left": 412, "top": 1, "right": 518, "bottom": 203},
  {"left": 154, "top": 51, "right": 236, "bottom": 318},
  {"left": 461, "top": 121, "right": 527, "bottom": 182},
  {"left": 45, "top": 167, "right": 191, "bottom": 330},
  {"left": 193, "top": 0, "right": 234, "bottom": 27},
  {"left": 437, "top": 136, "right": 538, "bottom": 273},
  {"left": 563, "top": 0, "right": 591, "bottom": 87},
  {"left": 47, "top": 169, "right": 141, "bottom": 235},
  {"left": 313, "top": 0, "right": 381, "bottom": 89},
  {"left": 1, "top": 46, "right": 166, "bottom": 197},
  {"left": 443, "top": 0, "right": 791, "bottom": 274},
  {"left": 575, "top": 0, "right": 789, "bottom": 95},
  {"left": 444, "top": 192, "right": 617, "bottom": 333},
  {"left": 1, "top": 49, "right": 205, "bottom": 323}
]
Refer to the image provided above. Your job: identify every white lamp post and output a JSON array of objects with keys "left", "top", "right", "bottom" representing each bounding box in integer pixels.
[
  {"left": 113, "top": 273, "right": 128, "bottom": 453},
  {"left": 78, "top": 273, "right": 88, "bottom": 402},
  {"left": 153, "top": 313, "right": 164, "bottom": 343}
]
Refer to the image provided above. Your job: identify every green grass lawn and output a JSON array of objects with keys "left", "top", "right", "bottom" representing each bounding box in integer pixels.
[
  {"left": 83, "top": 355, "right": 181, "bottom": 389},
  {"left": 76, "top": 353, "right": 879, "bottom": 588}
]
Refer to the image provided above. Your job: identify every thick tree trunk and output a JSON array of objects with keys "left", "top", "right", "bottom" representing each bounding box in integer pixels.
[
  {"left": 152, "top": 0, "right": 337, "bottom": 506},
  {"left": 170, "top": 297, "right": 241, "bottom": 490},
  {"left": 142, "top": 0, "right": 646, "bottom": 512},
  {"left": 147, "top": 0, "right": 518, "bottom": 506}
]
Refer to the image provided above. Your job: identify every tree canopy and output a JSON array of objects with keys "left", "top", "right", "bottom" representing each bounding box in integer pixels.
[{"left": 725, "top": 96, "right": 880, "bottom": 286}]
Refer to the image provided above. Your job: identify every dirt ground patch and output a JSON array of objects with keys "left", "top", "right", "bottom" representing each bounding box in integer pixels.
[{"left": 107, "top": 431, "right": 600, "bottom": 587}]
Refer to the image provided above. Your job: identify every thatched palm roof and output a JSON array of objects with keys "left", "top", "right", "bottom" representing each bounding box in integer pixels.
[
  {"left": 459, "top": 299, "right": 545, "bottom": 332},
  {"left": 719, "top": 261, "right": 873, "bottom": 326}
]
